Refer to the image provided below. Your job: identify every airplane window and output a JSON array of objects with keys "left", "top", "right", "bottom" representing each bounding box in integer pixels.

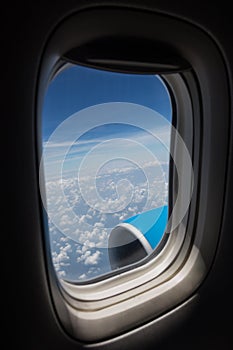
[
  {"left": 37, "top": 8, "right": 228, "bottom": 341},
  {"left": 41, "top": 64, "right": 172, "bottom": 282}
]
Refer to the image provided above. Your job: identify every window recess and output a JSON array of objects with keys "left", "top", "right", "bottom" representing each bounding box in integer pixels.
[{"left": 42, "top": 62, "right": 174, "bottom": 283}]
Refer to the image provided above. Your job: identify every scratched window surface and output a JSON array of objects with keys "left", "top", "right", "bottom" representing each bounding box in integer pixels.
[{"left": 41, "top": 64, "right": 172, "bottom": 282}]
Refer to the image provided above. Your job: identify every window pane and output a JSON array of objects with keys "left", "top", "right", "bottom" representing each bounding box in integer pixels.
[{"left": 41, "top": 64, "right": 172, "bottom": 282}]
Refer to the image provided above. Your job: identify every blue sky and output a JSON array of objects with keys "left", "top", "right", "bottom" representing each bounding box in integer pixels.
[
  {"left": 42, "top": 64, "right": 172, "bottom": 141},
  {"left": 42, "top": 65, "right": 172, "bottom": 180}
]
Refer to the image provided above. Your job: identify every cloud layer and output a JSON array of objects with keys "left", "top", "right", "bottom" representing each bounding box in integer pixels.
[{"left": 46, "top": 161, "right": 168, "bottom": 281}]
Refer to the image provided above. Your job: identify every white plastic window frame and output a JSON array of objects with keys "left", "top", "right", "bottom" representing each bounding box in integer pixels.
[
  {"left": 42, "top": 62, "right": 175, "bottom": 282},
  {"left": 37, "top": 7, "right": 230, "bottom": 343}
]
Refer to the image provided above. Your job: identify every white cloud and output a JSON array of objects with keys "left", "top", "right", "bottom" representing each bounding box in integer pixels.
[
  {"left": 77, "top": 249, "right": 101, "bottom": 266},
  {"left": 84, "top": 251, "right": 101, "bottom": 265},
  {"left": 58, "top": 270, "right": 66, "bottom": 278}
]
